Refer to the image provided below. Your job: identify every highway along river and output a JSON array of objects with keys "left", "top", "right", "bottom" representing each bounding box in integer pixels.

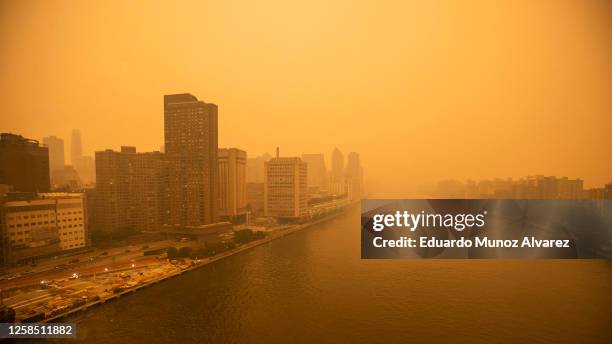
[{"left": 41, "top": 206, "right": 611, "bottom": 343}]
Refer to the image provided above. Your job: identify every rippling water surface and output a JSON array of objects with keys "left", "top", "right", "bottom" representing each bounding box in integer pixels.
[{"left": 46, "top": 207, "right": 611, "bottom": 343}]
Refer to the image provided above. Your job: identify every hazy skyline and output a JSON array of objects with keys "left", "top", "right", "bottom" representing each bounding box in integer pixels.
[{"left": 1, "top": 0, "right": 611, "bottom": 192}]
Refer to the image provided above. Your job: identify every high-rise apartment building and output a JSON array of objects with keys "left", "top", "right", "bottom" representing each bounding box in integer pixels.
[
  {"left": 0, "top": 192, "right": 87, "bottom": 265},
  {"left": 264, "top": 153, "right": 307, "bottom": 219},
  {"left": 218, "top": 148, "right": 247, "bottom": 220},
  {"left": 301, "top": 154, "right": 327, "bottom": 190},
  {"left": 164, "top": 93, "right": 219, "bottom": 226},
  {"left": 42, "top": 136, "right": 65, "bottom": 173},
  {"left": 93, "top": 147, "right": 166, "bottom": 233},
  {"left": 0, "top": 133, "right": 50, "bottom": 192}
]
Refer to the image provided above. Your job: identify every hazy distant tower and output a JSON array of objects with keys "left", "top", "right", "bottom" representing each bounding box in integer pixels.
[
  {"left": 71, "top": 129, "right": 82, "bottom": 165},
  {"left": 164, "top": 93, "right": 219, "bottom": 226},
  {"left": 331, "top": 148, "right": 344, "bottom": 180},
  {"left": 301, "top": 153, "right": 327, "bottom": 190},
  {"left": 42, "top": 136, "right": 65, "bottom": 173},
  {"left": 346, "top": 152, "right": 363, "bottom": 200}
]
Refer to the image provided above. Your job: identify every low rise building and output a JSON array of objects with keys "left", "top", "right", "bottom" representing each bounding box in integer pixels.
[{"left": 1, "top": 192, "right": 87, "bottom": 265}]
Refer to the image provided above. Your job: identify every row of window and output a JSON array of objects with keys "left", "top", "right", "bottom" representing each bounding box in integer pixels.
[
  {"left": 8, "top": 218, "right": 83, "bottom": 228},
  {"left": 7, "top": 210, "right": 83, "bottom": 221},
  {"left": 9, "top": 228, "right": 84, "bottom": 236}
]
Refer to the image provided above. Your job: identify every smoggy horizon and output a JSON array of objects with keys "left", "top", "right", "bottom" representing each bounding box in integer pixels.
[{"left": 1, "top": 0, "right": 611, "bottom": 192}]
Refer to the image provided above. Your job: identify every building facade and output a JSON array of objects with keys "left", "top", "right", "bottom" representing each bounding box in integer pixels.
[
  {"left": 218, "top": 148, "right": 247, "bottom": 220},
  {"left": 264, "top": 156, "right": 308, "bottom": 219},
  {"left": 93, "top": 147, "right": 166, "bottom": 234},
  {"left": 70, "top": 129, "right": 82, "bottom": 165},
  {"left": 246, "top": 182, "right": 265, "bottom": 216},
  {"left": 1, "top": 192, "right": 87, "bottom": 265},
  {"left": 0, "top": 133, "right": 50, "bottom": 193},
  {"left": 42, "top": 136, "right": 65, "bottom": 174},
  {"left": 164, "top": 93, "right": 219, "bottom": 226}
]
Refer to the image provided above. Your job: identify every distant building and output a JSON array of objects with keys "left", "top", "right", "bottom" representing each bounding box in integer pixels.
[
  {"left": 328, "top": 179, "right": 348, "bottom": 196},
  {"left": 436, "top": 175, "right": 587, "bottom": 199},
  {"left": 75, "top": 155, "right": 95, "bottom": 185},
  {"left": 0, "top": 133, "right": 50, "bottom": 192},
  {"left": 164, "top": 93, "right": 219, "bottom": 226},
  {"left": 264, "top": 151, "right": 307, "bottom": 219},
  {"left": 218, "top": 148, "right": 247, "bottom": 221},
  {"left": 42, "top": 136, "right": 65, "bottom": 174},
  {"left": 70, "top": 130, "right": 95, "bottom": 185},
  {"left": 93, "top": 147, "right": 166, "bottom": 234},
  {"left": 604, "top": 183, "right": 612, "bottom": 199},
  {"left": 51, "top": 165, "right": 83, "bottom": 190},
  {"left": 246, "top": 182, "right": 265, "bottom": 216},
  {"left": 329, "top": 147, "right": 347, "bottom": 196},
  {"left": 583, "top": 187, "right": 605, "bottom": 200},
  {"left": 345, "top": 152, "right": 363, "bottom": 200},
  {"left": 583, "top": 183, "right": 612, "bottom": 200},
  {"left": 246, "top": 153, "right": 271, "bottom": 183},
  {"left": 301, "top": 154, "right": 327, "bottom": 191},
  {"left": 70, "top": 130, "right": 82, "bottom": 165},
  {"left": 331, "top": 147, "right": 344, "bottom": 181},
  {"left": 557, "top": 177, "right": 583, "bottom": 199},
  {"left": 0, "top": 192, "right": 87, "bottom": 265}
]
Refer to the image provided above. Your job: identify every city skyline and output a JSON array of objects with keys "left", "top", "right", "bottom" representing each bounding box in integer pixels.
[{"left": 2, "top": 1, "right": 611, "bottom": 192}]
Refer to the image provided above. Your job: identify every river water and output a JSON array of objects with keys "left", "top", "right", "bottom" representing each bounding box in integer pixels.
[{"left": 46, "top": 206, "right": 611, "bottom": 343}]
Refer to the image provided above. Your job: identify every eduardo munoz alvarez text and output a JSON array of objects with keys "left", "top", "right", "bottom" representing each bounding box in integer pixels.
[{"left": 369, "top": 211, "right": 571, "bottom": 249}]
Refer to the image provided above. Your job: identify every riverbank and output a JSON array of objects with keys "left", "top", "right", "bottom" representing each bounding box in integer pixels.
[{"left": 31, "top": 206, "right": 354, "bottom": 323}]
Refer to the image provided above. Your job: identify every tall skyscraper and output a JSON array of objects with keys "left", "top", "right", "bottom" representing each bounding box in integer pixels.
[
  {"left": 42, "top": 136, "right": 65, "bottom": 173},
  {"left": 218, "top": 148, "right": 247, "bottom": 220},
  {"left": 331, "top": 148, "right": 344, "bottom": 180},
  {"left": 301, "top": 153, "right": 327, "bottom": 190},
  {"left": 0, "top": 133, "right": 50, "bottom": 192},
  {"left": 93, "top": 146, "right": 166, "bottom": 233},
  {"left": 70, "top": 129, "right": 82, "bottom": 165},
  {"left": 329, "top": 147, "right": 347, "bottom": 195},
  {"left": 164, "top": 93, "right": 219, "bottom": 226},
  {"left": 264, "top": 151, "right": 307, "bottom": 219},
  {"left": 68, "top": 129, "right": 95, "bottom": 185}
]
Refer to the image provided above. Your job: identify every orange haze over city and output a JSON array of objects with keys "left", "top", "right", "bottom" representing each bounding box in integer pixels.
[{"left": 1, "top": 0, "right": 611, "bottom": 194}]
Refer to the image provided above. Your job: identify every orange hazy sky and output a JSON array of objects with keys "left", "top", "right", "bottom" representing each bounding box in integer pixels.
[{"left": 1, "top": 0, "right": 610, "bottom": 192}]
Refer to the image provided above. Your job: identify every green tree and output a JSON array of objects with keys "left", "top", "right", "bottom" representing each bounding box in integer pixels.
[
  {"left": 178, "top": 246, "right": 193, "bottom": 258},
  {"left": 167, "top": 247, "right": 179, "bottom": 259}
]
